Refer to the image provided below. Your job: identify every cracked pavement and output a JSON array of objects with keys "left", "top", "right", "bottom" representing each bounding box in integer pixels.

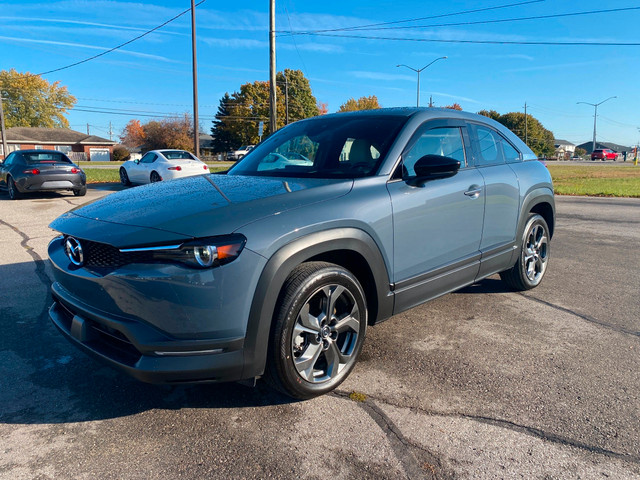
[{"left": 1, "top": 187, "right": 639, "bottom": 479}]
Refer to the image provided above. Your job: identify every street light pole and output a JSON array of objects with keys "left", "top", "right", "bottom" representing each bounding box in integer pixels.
[
  {"left": 0, "top": 96, "right": 8, "bottom": 160},
  {"left": 577, "top": 96, "right": 616, "bottom": 153},
  {"left": 191, "top": 0, "right": 200, "bottom": 157},
  {"left": 397, "top": 56, "right": 447, "bottom": 107}
]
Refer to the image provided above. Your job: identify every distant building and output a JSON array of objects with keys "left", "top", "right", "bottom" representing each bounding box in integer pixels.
[
  {"left": 554, "top": 139, "right": 575, "bottom": 159},
  {"left": 0, "top": 127, "right": 116, "bottom": 161},
  {"left": 576, "top": 141, "right": 631, "bottom": 154}
]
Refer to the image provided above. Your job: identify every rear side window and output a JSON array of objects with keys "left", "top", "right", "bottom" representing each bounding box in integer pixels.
[{"left": 501, "top": 138, "right": 521, "bottom": 163}]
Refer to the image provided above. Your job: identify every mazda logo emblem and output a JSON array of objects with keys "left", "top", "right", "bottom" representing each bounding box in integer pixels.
[{"left": 64, "top": 236, "right": 84, "bottom": 266}]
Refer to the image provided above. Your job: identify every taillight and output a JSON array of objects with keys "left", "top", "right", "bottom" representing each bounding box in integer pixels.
[
  {"left": 24, "top": 168, "right": 40, "bottom": 175},
  {"left": 71, "top": 167, "right": 80, "bottom": 174},
  {"left": 203, "top": 165, "right": 208, "bottom": 170},
  {"left": 168, "top": 166, "right": 182, "bottom": 171}
]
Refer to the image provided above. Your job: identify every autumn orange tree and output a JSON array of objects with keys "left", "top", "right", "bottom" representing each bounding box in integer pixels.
[
  {"left": 0, "top": 69, "right": 76, "bottom": 128},
  {"left": 120, "top": 115, "right": 194, "bottom": 152},
  {"left": 337, "top": 95, "right": 381, "bottom": 112}
]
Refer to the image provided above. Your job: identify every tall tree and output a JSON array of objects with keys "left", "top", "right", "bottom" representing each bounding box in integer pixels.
[
  {"left": 120, "top": 119, "right": 146, "bottom": 148},
  {"left": 444, "top": 103, "right": 463, "bottom": 110},
  {"left": 211, "top": 69, "right": 319, "bottom": 150},
  {"left": 477, "top": 109, "right": 501, "bottom": 121},
  {"left": 497, "top": 111, "right": 554, "bottom": 157},
  {"left": 338, "top": 95, "right": 381, "bottom": 112},
  {"left": 0, "top": 69, "right": 76, "bottom": 128},
  {"left": 143, "top": 114, "right": 193, "bottom": 152}
]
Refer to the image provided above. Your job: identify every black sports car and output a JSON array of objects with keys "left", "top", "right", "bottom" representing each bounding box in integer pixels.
[{"left": 0, "top": 149, "right": 86, "bottom": 199}]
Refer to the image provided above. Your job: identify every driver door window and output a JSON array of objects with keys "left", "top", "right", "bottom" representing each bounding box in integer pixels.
[{"left": 403, "top": 127, "right": 466, "bottom": 176}]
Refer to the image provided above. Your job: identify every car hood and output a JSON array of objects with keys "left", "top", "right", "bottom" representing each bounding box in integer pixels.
[{"left": 50, "top": 174, "right": 353, "bottom": 246}]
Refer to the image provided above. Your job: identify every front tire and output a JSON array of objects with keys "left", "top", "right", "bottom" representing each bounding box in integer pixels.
[
  {"left": 500, "top": 214, "right": 550, "bottom": 291},
  {"left": 266, "top": 262, "right": 367, "bottom": 399},
  {"left": 7, "top": 177, "right": 21, "bottom": 200},
  {"left": 119, "top": 168, "right": 131, "bottom": 186}
]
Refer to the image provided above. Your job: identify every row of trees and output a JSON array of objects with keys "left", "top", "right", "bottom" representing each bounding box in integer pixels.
[
  {"left": 0, "top": 68, "right": 555, "bottom": 158},
  {"left": 477, "top": 109, "right": 555, "bottom": 157}
]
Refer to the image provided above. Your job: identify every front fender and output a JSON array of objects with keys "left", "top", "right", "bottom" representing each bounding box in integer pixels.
[{"left": 241, "top": 227, "right": 393, "bottom": 379}]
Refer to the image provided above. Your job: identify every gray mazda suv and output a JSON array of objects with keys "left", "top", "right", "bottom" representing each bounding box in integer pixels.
[{"left": 48, "top": 108, "right": 554, "bottom": 399}]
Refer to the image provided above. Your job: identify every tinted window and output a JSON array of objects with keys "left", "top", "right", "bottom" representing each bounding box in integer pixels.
[
  {"left": 3, "top": 152, "right": 17, "bottom": 166},
  {"left": 162, "top": 150, "right": 195, "bottom": 160},
  {"left": 471, "top": 125, "right": 504, "bottom": 166},
  {"left": 230, "top": 115, "right": 408, "bottom": 178},
  {"left": 140, "top": 153, "right": 157, "bottom": 164},
  {"left": 403, "top": 127, "right": 466, "bottom": 176},
  {"left": 501, "top": 137, "right": 521, "bottom": 163},
  {"left": 22, "top": 152, "right": 72, "bottom": 164}
]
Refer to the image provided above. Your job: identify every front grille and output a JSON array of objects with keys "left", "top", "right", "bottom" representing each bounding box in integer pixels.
[{"left": 75, "top": 238, "right": 153, "bottom": 268}]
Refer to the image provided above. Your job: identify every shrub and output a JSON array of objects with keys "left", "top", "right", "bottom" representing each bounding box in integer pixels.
[{"left": 112, "top": 146, "right": 131, "bottom": 162}]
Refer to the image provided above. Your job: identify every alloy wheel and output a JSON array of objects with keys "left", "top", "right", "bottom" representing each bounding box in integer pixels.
[
  {"left": 523, "top": 223, "right": 548, "bottom": 284},
  {"left": 291, "top": 283, "right": 361, "bottom": 383}
]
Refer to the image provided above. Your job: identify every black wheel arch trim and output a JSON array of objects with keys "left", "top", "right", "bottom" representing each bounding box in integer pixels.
[
  {"left": 241, "top": 227, "right": 393, "bottom": 380},
  {"left": 511, "top": 187, "right": 555, "bottom": 265}
]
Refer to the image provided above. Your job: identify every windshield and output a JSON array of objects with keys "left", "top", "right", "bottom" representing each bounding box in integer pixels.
[{"left": 229, "top": 115, "right": 408, "bottom": 178}]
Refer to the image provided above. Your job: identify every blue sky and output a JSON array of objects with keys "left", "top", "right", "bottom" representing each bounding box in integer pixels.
[{"left": 1, "top": 0, "right": 639, "bottom": 147}]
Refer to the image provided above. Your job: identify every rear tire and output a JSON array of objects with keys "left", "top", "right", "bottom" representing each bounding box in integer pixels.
[
  {"left": 73, "top": 186, "right": 87, "bottom": 196},
  {"left": 150, "top": 171, "right": 161, "bottom": 183},
  {"left": 7, "top": 177, "right": 21, "bottom": 200},
  {"left": 500, "top": 214, "right": 550, "bottom": 291},
  {"left": 265, "top": 262, "right": 367, "bottom": 399},
  {"left": 119, "top": 168, "right": 131, "bottom": 186}
]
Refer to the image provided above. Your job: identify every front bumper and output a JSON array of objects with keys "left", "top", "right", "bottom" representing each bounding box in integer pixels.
[
  {"left": 49, "top": 284, "right": 245, "bottom": 383},
  {"left": 47, "top": 234, "right": 266, "bottom": 384}
]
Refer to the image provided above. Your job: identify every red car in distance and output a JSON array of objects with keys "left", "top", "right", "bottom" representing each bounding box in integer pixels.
[{"left": 591, "top": 148, "right": 617, "bottom": 161}]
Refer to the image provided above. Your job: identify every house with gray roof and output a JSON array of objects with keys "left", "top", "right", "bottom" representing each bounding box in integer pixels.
[{"left": 1, "top": 127, "right": 116, "bottom": 161}]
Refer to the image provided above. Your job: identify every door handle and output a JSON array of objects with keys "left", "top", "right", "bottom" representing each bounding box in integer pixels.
[{"left": 464, "top": 185, "right": 482, "bottom": 198}]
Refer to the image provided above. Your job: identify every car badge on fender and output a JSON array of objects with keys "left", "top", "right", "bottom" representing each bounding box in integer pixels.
[{"left": 65, "top": 237, "right": 84, "bottom": 266}]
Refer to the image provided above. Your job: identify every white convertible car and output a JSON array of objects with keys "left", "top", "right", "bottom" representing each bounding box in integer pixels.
[{"left": 119, "top": 150, "right": 209, "bottom": 185}]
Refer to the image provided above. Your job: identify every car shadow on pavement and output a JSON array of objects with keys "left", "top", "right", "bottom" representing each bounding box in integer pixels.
[
  {"left": 0, "top": 260, "right": 297, "bottom": 426},
  {"left": 456, "top": 277, "right": 514, "bottom": 295}
]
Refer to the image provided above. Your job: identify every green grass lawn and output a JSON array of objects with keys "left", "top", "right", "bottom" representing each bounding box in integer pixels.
[
  {"left": 547, "top": 164, "right": 640, "bottom": 198},
  {"left": 84, "top": 166, "right": 229, "bottom": 183},
  {"left": 85, "top": 164, "right": 640, "bottom": 198}
]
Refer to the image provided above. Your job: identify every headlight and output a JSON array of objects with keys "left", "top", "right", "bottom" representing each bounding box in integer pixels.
[{"left": 119, "top": 234, "right": 246, "bottom": 269}]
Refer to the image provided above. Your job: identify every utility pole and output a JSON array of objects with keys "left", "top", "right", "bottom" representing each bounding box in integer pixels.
[
  {"left": 109, "top": 121, "right": 113, "bottom": 141},
  {"left": 269, "top": 0, "right": 277, "bottom": 133},
  {"left": 87, "top": 123, "right": 90, "bottom": 135},
  {"left": 577, "top": 96, "right": 616, "bottom": 153},
  {"left": 191, "top": 0, "right": 200, "bottom": 157},
  {"left": 0, "top": 96, "right": 8, "bottom": 160},
  {"left": 524, "top": 102, "right": 528, "bottom": 146},
  {"left": 284, "top": 72, "right": 289, "bottom": 125}
]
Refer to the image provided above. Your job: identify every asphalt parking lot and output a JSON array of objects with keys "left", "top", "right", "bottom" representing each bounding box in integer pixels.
[{"left": 1, "top": 185, "right": 639, "bottom": 479}]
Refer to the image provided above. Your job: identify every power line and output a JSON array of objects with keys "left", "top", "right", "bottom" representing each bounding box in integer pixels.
[
  {"left": 279, "top": 0, "right": 545, "bottom": 35},
  {"left": 283, "top": 6, "right": 640, "bottom": 34},
  {"left": 37, "top": 0, "right": 207, "bottom": 76},
  {"left": 294, "top": 32, "right": 640, "bottom": 46}
]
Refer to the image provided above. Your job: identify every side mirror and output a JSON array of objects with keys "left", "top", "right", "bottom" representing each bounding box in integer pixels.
[
  {"left": 407, "top": 154, "right": 461, "bottom": 186},
  {"left": 134, "top": 159, "right": 140, "bottom": 165}
]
